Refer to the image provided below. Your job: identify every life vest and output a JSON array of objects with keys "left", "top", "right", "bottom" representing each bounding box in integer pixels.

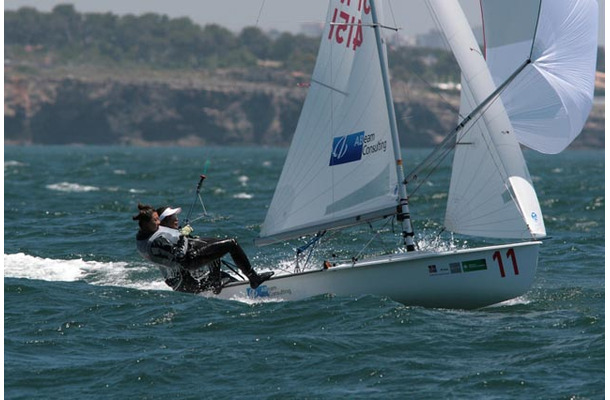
[{"left": 136, "top": 226, "right": 181, "bottom": 267}]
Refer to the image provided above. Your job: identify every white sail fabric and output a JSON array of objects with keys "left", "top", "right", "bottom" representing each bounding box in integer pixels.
[
  {"left": 258, "top": 0, "right": 399, "bottom": 245},
  {"left": 481, "top": 0, "right": 598, "bottom": 154},
  {"left": 427, "top": 0, "right": 546, "bottom": 239}
]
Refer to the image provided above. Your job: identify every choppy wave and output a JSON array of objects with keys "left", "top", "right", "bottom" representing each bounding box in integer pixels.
[
  {"left": 3, "top": 146, "right": 605, "bottom": 399},
  {"left": 4, "top": 160, "right": 28, "bottom": 167},
  {"left": 45, "top": 181, "right": 146, "bottom": 194},
  {"left": 238, "top": 175, "right": 249, "bottom": 186},
  {"left": 233, "top": 192, "right": 253, "bottom": 199},
  {"left": 46, "top": 182, "right": 100, "bottom": 192}
]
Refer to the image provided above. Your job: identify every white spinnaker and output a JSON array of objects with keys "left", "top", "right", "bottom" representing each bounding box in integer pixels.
[
  {"left": 427, "top": 0, "right": 546, "bottom": 239},
  {"left": 258, "top": 0, "right": 399, "bottom": 245},
  {"left": 481, "top": 0, "right": 598, "bottom": 154}
]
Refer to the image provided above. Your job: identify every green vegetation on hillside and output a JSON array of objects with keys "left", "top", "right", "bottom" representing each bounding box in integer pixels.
[
  {"left": 7, "top": 4, "right": 604, "bottom": 83},
  {"left": 6, "top": 5, "right": 605, "bottom": 77},
  {"left": 5, "top": 4, "right": 462, "bottom": 82}
]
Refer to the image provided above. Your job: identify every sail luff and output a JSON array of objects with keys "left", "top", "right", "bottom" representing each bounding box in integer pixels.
[{"left": 369, "top": 0, "right": 416, "bottom": 251}]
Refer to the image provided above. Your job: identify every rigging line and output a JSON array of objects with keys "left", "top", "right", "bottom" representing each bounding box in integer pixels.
[
  {"left": 382, "top": 0, "right": 451, "bottom": 127},
  {"left": 406, "top": 58, "right": 531, "bottom": 191},
  {"left": 405, "top": 124, "right": 458, "bottom": 186},
  {"left": 407, "top": 90, "right": 499, "bottom": 196},
  {"left": 255, "top": 0, "right": 266, "bottom": 27},
  {"left": 330, "top": 22, "right": 399, "bottom": 31},
  {"left": 387, "top": 0, "right": 399, "bottom": 33},
  {"left": 296, "top": 231, "right": 326, "bottom": 272},
  {"left": 329, "top": 29, "right": 336, "bottom": 217},
  {"left": 221, "top": 260, "right": 245, "bottom": 279},
  {"left": 310, "top": 78, "right": 349, "bottom": 96},
  {"left": 184, "top": 193, "right": 209, "bottom": 224},
  {"left": 352, "top": 217, "right": 394, "bottom": 262},
  {"left": 411, "top": 73, "right": 462, "bottom": 119},
  {"left": 389, "top": 1, "right": 461, "bottom": 118},
  {"left": 406, "top": 91, "right": 495, "bottom": 196},
  {"left": 408, "top": 1, "right": 467, "bottom": 119},
  {"left": 529, "top": 0, "right": 543, "bottom": 60},
  {"left": 424, "top": 0, "right": 454, "bottom": 64}
]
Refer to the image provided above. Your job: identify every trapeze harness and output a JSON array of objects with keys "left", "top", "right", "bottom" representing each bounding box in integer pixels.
[{"left": 136, "top": 226, "right": 223, "bottom": 293}]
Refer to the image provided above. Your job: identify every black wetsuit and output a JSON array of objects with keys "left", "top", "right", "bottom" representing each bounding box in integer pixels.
[{"left": 136, "top": 227, "right": 252, "bottom": 293}]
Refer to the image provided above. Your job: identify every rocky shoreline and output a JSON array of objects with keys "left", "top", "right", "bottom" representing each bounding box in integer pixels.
[{"left": 4, "top": 65, "right": 605, "bottom": 149}]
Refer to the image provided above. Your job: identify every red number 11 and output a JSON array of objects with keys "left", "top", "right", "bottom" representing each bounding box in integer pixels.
[{"left": 493, "top": 248, "right": 520, "bottom": 278}]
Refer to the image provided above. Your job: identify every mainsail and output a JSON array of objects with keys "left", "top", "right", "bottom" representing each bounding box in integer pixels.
[
  {"left": 258, "top": 0, "right": 400, "bottom": 245},
  {"left": 481, "top": 0, "right": 598, "bottom": 154},
  {"left": 427, "top": 0, "right": 546, "bottom": 240}
]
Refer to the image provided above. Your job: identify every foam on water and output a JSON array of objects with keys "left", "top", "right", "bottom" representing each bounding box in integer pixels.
[
  {"left": 233, "top": 192, "right": 253, "bottom": 199},
  {"left": 3, "top": 253, "right": 283, "bottom": 304},
  {"left": 4, "top": 160, "right": 28, "bottom": 167},
  {"left": 46, "top": 182, "right": 100, "bottom": 192},
  {"left": 237, "top": 175, "right": 249, "bottom": 186},
  {"left": 488, "top": 295, "right": 532, "bottom": 308}
]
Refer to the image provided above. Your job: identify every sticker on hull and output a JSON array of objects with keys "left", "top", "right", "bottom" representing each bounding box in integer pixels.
[
  {"left": 246, "top": 286, "right": 293, "bottom": 299},
  {"left": 428, "top": 259, "right": 488, "bottom": 276}
]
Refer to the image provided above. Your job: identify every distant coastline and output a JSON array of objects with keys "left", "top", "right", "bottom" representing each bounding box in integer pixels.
[{"left": 4, "top": 6, "right": 605, "bottom": 149}]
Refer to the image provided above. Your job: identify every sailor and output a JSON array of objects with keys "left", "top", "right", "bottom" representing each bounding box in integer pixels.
[
  {"left": 156, "top": 204, "right": 225, "bottom": 291},
  {"left": 157, "top": 205, "right": 181, "bottom": 229},
  {"left": 133, "top": 203, "right": 273, "bottom": 294}
]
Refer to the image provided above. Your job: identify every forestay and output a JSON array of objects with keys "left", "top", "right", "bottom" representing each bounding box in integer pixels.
[
  {"left": 258, "top": 0, "right": 400, "bottom": 245},
  {"left": 481, "top": 0, "right": 598, "bottom": 154},
  {"left": 427, "top": 0, "right": 546, "bottom": 240}
]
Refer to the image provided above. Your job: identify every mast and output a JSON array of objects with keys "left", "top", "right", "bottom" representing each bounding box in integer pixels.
[{"left": 369, "top": 0, "right": 416, "bottom": 251}]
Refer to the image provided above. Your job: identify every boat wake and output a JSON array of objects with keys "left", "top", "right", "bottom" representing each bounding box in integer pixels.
[
  {"left": 4, "top": 253, "right": 284, "bottom": 304},
  {"left": 3, "top": 253, "right": 169, "bottom": 292}
]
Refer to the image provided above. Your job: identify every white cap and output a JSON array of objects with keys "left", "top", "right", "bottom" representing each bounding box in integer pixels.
[{"left": 159, "top": 207, "right": 182, "bottom": 221}]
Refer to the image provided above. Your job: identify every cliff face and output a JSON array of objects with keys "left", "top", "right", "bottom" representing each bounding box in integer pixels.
[
  {"left": 4, "top": 69, "right": 307, "bottom": 146},
  {"left": 4, "top": 67, "right": 605, "bottom": 148}
]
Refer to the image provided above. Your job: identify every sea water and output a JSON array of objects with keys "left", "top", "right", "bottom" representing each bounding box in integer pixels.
[{"left": 4, "top": 146, "right": 604, "bottom": 399}]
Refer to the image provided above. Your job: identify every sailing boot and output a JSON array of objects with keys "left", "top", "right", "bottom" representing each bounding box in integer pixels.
[
  {"left": 247, "top": 270, "right": 274, "bottom": 289},
  {"left": 222, "top": 239, "right": 274, "bottom": 289}
]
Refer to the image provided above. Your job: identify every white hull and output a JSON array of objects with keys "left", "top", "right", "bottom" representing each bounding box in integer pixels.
[{"left": 208, "top": 241, "right": 540, "bottom": 309}]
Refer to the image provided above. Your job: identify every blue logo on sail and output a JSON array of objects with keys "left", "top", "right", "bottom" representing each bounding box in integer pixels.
[{"left": 329, "top": 131, "right": 364, "bottom": 166}]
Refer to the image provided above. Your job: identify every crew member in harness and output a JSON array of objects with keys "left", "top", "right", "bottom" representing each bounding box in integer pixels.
[{"left": 133, "top": 203, "right": 273, "bottom": 294}]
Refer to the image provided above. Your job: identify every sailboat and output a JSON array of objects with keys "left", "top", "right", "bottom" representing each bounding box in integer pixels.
[{"left": 210, "top": 0, "right": 597, "bottom": 308}]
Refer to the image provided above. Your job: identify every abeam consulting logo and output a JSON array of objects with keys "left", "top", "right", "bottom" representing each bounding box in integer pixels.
[
  {"left": 329, "top": 131, "right": 387, "bottom": 166},
  {"left": 329, "top": 131, "right": 364, "bottom": 166}
]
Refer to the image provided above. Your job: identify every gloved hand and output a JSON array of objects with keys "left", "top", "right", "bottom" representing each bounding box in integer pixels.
[{"left": 179, "top": 225, "right": 194, "bottom": 236}]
